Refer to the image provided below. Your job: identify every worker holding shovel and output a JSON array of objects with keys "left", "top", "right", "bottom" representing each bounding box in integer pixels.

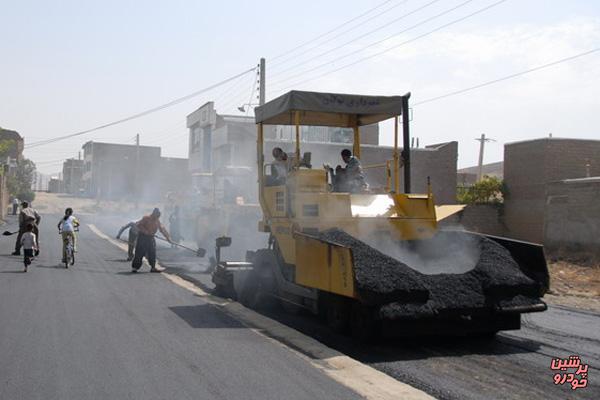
[{"left": 131, "top": 208, "right": 171, "bottom": 273}]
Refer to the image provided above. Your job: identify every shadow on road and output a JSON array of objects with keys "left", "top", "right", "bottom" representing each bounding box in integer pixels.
[
  {"left": 350, "top": 333, "right": 542, "bottom": 364},
  {"left": 169, "top": 305, "right": 245, "bottom": 329},
  {"left": 35, "top": 264, "right": 68, "bottom": 269}
]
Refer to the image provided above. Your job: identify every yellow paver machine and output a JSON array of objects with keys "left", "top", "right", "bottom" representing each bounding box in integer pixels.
[{"left": 212, "top": 90, "right": 549, "bottom": 340}]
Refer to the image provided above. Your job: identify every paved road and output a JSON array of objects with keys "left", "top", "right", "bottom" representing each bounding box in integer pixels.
[
  {"left": 50, "top": 209, "right": 600, "bottom": 399},
  {"left": 90, "top": 213, "right": 600, "bottom": 399},
  {"left": 0, "top": 214, "right": 362, "bottom": 400}
]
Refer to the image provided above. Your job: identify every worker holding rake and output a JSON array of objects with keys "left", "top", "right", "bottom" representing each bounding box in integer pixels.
[{"left": 131, "top": 208, "right": 171, "bottom": 273}]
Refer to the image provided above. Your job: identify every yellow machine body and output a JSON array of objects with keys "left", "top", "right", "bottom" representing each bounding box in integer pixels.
[
  {"left": 253, "top": 91, "right": 443, "bottom": 300},
  {"left": 260, "top": 168, "right": 438, "bottom": 299}
]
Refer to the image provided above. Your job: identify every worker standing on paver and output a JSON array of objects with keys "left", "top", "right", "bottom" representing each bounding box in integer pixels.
[
  {"left": 12, "top": 201, "right": 41, "bottom": 256},
  {"left": 131, "top": 208, "right": 171, "bottom": 273},
  {"left": 339, "top": 149, "right": 368, "bottom": 193},
  {"left": 271, "top": 147, "right": 289, "bottom": 185},
  {"left": 116, "top": 221, "right": 139, "bottom": 261}
]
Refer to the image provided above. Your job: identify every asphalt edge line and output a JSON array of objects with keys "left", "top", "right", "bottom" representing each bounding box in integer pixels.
[{"left": 87, "top": 223, "right": 435, "bottom": 400}]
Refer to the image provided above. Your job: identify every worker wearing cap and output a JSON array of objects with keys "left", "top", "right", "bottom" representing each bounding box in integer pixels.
[
  {"left": 12, "top": 201, "right": 41, "bottom": 256},
  {"left": 131, "top": 208, "right": 171, "bottom": 273}
]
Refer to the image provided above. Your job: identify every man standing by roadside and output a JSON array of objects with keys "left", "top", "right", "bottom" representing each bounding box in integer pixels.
[
  {"left": 12, "top": 201, "right": 41, "bottom": 256},
  {"left": 131, "top": 208, "right": 171, "bottom": 273}
]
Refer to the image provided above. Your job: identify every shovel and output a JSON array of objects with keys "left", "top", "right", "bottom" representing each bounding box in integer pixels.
[
  {"left": 154, "top": 235, "right": 206, "bottom": 257},
  {"left": 2, "top": 231, "right": 18, "bottom": 236}
]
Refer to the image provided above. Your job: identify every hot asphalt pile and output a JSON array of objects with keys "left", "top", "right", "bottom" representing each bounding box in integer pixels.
[
  {"left": 319, "top": 229, "right": 429, "bottom": 305},
  {"left": 319, "top": 229, "right": 542, "bottom": 320}
]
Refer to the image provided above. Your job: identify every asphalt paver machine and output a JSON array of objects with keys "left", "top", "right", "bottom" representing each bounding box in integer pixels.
[{"left": 212, "top": 90, "right": 549, "bottom": 339}]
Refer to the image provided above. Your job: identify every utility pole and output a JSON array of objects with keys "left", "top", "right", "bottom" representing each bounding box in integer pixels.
[
  {"left": 259, "top": 58, "right": 266, "bottom": 106},
  {"left": 135, "top": 133, "right": 140, "bottom": 209},
  {"left": 475, "top": 133, "right": 495, "bottom": 182},
  {"left": 70, "top": 158, "right": 74, "bottom": 194}
]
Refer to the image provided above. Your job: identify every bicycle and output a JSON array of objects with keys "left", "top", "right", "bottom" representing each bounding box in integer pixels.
[{"left": 59, "top": 227, "right": 78, "bottom": 268}]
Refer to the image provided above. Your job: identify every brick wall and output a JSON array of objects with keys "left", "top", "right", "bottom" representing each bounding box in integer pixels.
[
  {"left": 439, "top": 204, "right": 507, "bottom": 237},
  {"left": 504, "top": 138, "right": 600, "bottom": 243},
  {"left": 544, "top": 178, "right": 600, "bottom": 258}
]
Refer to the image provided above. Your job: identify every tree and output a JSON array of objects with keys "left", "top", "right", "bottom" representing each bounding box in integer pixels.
[
  {"left": 0, "top": 139, "right": 15, "bottom": 160},
  {"left": 457, "top": 175, "right": 504, "bottom": 204},
  {"left": 7, "top": 159, "right": 36, "bottom": 202}
]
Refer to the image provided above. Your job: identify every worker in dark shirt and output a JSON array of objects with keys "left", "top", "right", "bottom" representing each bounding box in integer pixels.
[
  {"left": 116, "top": 221, "right": 139, "bottom": 261},
  {"left": 13, "top": 201, "right": 41, "bottom": 256},
  {"left": 131, "top": 208, "right": 171, "bottom": 273}
]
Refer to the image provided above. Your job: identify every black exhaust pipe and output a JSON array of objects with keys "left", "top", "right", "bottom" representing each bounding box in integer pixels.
[{"left": 402, "top": 93, "right": 411, "bottom": 194}]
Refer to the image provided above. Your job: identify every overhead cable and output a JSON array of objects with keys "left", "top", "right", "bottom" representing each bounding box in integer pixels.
[
  {"left": 25, "top": 67, "right": 256, "bottom": 149},
  {"left": 269, "top": 0, "right": 395, "bottom": 61},
  {"left": 273, "top": 0, "right": 508, "bottom": 92},
  {"left": 414, "top": 46, "right": 600, "bottom": 106}
]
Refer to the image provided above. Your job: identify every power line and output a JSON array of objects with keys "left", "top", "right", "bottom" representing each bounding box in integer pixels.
[
  {"left": 245, "top": 68, "right": 260, "bottom": 116},
  {"left": 218, "top": 73, "right": 259, "bottom": 113},
  {"left": 25, "top": 67, "right": 256, "bottom": 149},
  {"left": 271, "top": 0, "right": 483, "bottom": 89},
  {"left": 212, "top": 67, "right": 258, "bottom": 106},
  {"left": 270, "top": 0, "right": 442, "bottom": 79},
  {"left": 413, "top": 46, "right": 600, "bottom": 106},
  {"left": 273, "top": 0, "right": 508, "bottom": 93},
  {"left": 270, "top": 0, "right": 395, "bottom": 61},
  {"left": 270, "top": 0, "right": 410, "bottom": 69}
]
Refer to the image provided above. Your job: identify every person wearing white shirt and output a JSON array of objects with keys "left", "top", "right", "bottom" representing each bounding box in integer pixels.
[{"left": 57, "top": 208, "right": 80, "bottom": 263}]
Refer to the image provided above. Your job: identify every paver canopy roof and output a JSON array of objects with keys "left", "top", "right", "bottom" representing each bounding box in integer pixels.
[{"left": 255, "top": 90, "right": 408, "bottom": 127}]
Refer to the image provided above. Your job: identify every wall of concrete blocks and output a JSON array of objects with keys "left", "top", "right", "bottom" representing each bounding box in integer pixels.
[
  {"left": 544, "top": 178, "right": 600, "bottom": 259},
  {"left": 439, "top": 204, "right": 507, "bottom": 237},
  {"left": 503, "top": 138, "right": 600, "bottom": 243}
]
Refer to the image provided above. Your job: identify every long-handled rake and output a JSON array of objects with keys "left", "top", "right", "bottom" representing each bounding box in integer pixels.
[{"left": 154, "top": 235, "right": 206, "bottom": 257}]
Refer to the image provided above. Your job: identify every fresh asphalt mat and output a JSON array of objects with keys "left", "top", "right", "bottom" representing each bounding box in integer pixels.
[{"left": 0, "top": 214, "right": 363, "bottom": 400}]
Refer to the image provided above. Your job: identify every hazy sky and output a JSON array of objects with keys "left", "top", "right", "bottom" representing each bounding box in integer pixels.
[{"left": 1, "top": 0, "right": 599, "bottom": 174}]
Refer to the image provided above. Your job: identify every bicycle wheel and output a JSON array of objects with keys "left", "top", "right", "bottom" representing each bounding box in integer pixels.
[{"left": 65, "top": 241, "right": 72, "bottom": 268}]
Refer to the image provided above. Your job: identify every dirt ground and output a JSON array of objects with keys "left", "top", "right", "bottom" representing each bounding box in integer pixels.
[{"left": 545, "top": 260, "right": 600, "bottom": 312}]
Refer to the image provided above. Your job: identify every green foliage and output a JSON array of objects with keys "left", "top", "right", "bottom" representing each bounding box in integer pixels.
[
  {"left": 457, "top": 175, "right": 504, "bottom": 204},
  {"left": 0, "top": 139, "right": 15, "bottom": 159},
  {"left": 7, "top": 159, "right": 36, "bottom": 202}
]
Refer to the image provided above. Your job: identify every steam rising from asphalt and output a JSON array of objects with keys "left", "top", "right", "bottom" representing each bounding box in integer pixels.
[{"left": 360, "top": 227, "right": 481, "bottom": 275}]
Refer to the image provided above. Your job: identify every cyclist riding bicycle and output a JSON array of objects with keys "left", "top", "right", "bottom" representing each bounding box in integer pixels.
[{"left": 57, "top": 208, "right": 80, "bottom": 263}]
